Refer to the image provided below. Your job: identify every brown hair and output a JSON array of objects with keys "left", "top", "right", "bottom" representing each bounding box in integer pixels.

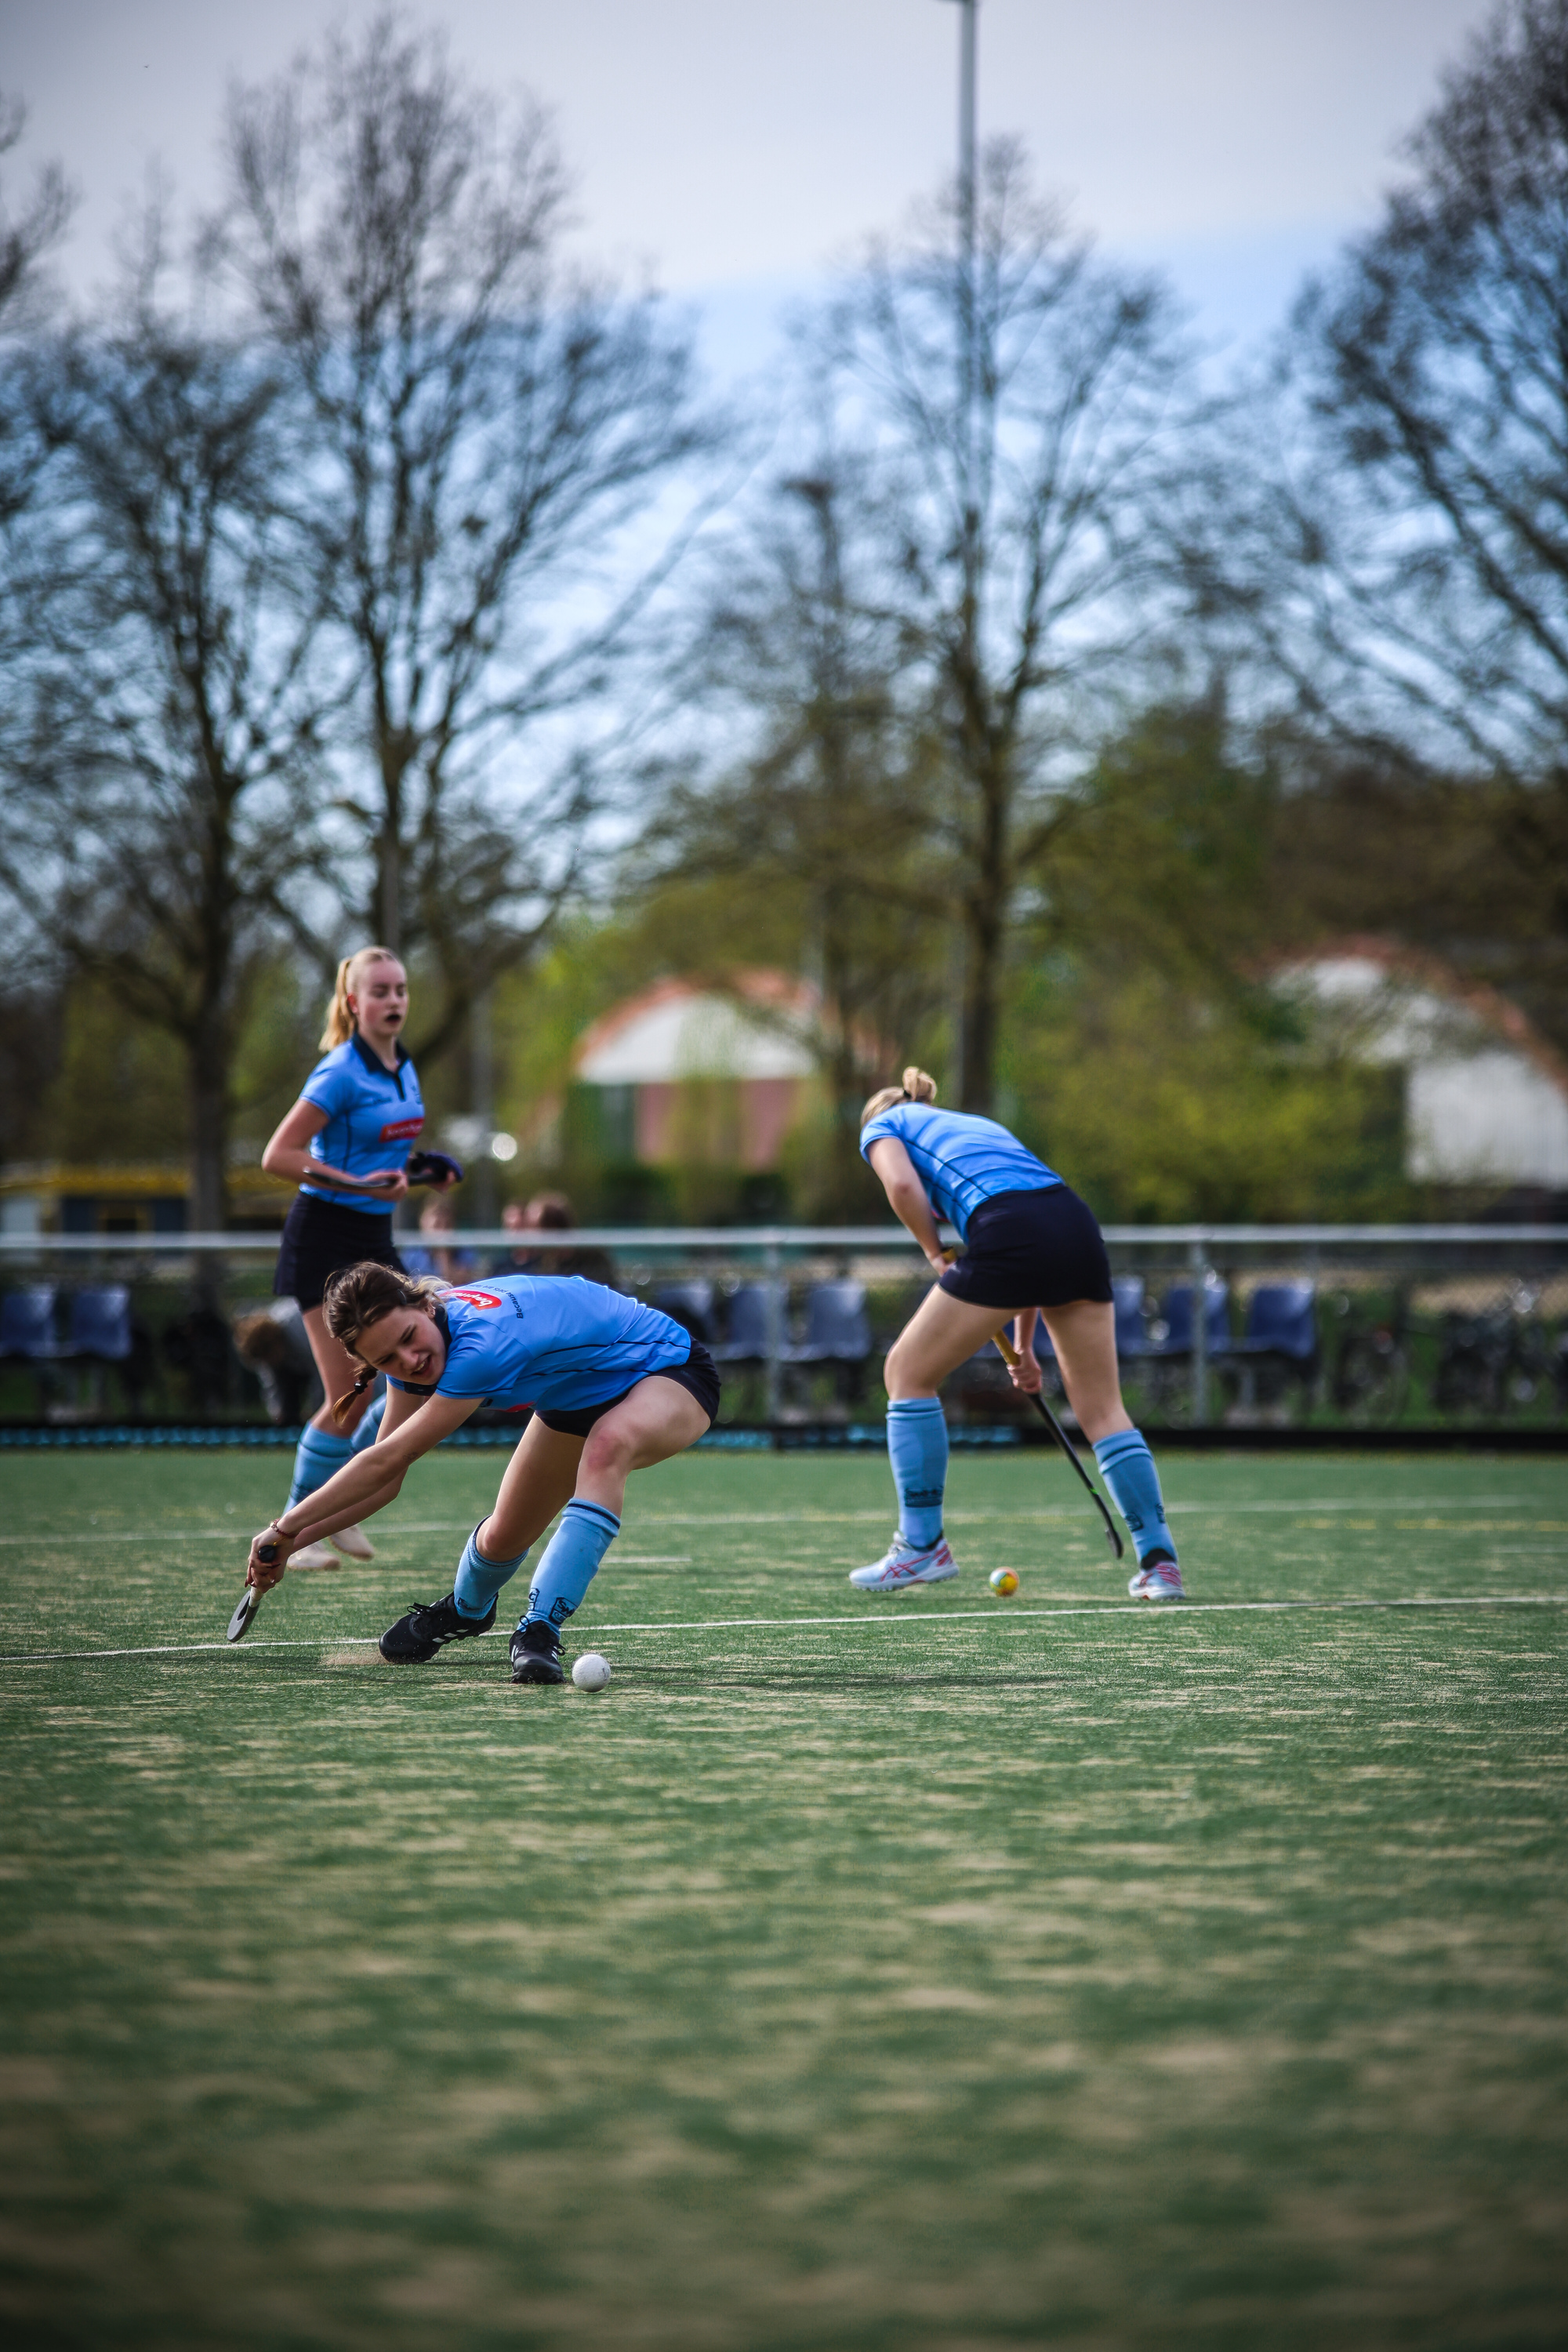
[
  {"left": 232, "top": 1310, "right": 292, "bottom": 1370},
  {"left": 525, "top": 1192, "right": 574, "bottom": 1231},
  {"left": 321, "top": 1261, "right": 448, "bottom": 1424},
  {"left": 860, "top": 1065, "right": 938, "bottom": 1127},
  {"left": 319, "top": 946, "right": 403, "bottom": 1052}
]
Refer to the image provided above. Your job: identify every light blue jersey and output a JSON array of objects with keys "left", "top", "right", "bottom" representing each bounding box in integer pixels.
[
  {"left": 299, "top": 1035, "right": 426, "bottom": 1212},
  {"left": 859, "top": 1102, "right": 1060, "bottom": 1242},
  {"left": 390, "top": 1275, "right": 691, "bottom": 1415}
]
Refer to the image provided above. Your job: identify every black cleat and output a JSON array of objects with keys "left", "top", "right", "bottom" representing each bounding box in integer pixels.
[
  {"left": 379, "top": 1591, "right": 495, "bottom": 1664},
  {"left": 510, "top": 1620, "right": 565, "bottom": 1685}
]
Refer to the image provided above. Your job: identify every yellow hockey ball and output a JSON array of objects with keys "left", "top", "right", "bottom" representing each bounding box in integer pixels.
[{"left": 989, "top": 1569, "right": 1020, "bottom": 1597}]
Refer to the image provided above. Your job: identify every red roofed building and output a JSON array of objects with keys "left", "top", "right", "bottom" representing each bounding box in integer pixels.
[{"left": 571, "top": 974, "right": 822, "bottom": 1173}]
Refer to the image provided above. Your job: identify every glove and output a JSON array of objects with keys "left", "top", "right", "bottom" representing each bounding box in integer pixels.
[{"left": 406, "top": 1149, "right": 464, "bottom": 1186}]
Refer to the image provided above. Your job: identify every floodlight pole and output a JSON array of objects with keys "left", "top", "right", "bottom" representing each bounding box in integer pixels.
[
  {"left": 471, "top": 985, "right": 497, "bottom": 1227},
  {"left": 941, "top": 1, "right": 980, "bottom": 1105},
  {"left": 942, "top": 0, "right": 980, "bottom": 622}
]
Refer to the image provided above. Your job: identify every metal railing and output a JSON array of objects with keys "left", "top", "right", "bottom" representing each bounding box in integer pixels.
[{"left": 3, "top": 1223, "right": 1566, "bottom": 1431}]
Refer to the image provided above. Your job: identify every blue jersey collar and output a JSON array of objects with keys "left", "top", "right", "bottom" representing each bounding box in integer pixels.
[{"left": 350, "top": 1029, "right": 408, "bottom": 1097}]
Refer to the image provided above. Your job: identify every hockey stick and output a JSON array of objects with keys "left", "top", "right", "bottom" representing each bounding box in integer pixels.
[{"left": 227, "top": 1533, "right": 281, "bottom": 1643}]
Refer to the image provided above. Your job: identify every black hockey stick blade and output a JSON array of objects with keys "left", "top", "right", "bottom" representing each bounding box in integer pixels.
[
  {"left": 229, "top": 1533, "right": 281, "bottom": 1642},
  {"left": 227, "top": 1584, "right": 264, "bottom": 1642}
]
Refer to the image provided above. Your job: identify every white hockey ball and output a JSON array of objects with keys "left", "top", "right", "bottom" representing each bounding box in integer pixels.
[{"left": 572, "top": 1651, "right": 612, "bottom": 1692}]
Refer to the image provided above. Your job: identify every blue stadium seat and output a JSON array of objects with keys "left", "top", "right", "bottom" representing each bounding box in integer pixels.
[
  {"left": 713, "top": 1283, "right": 787, "bottom": 1363},
  {"left": 67, "top": 1286, "right": 132, "bottom": 1363},
  {"left": 1234, "top": 1282, "right": 1317, "bottom": 1363},
  {"left": 1151, "top": 1280, "right": 1231, "bottom": 1358},
  {"left": 653, "top": 1280, "right": 718, "bottom": 1345},
  {"left": 0, "top": 1287, "right": 57, "bottom": 1359},
  {"left": 784, "top": 1282, "right": 872, "bottom": 1365},
  {"left": 1112, "top": 1276, "right": 1148, "bottom": 1360}
]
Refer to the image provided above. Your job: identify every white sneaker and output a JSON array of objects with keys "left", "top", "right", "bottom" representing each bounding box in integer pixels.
[
  {"left": 1129, "top": 1557, "right": 1185, "bottom": 1600},
  {"left": 289, "top": 1541, "right": 342, "bottom": 1570},
  {"left": 849, "top": 1535, "right": 959, "bottom": 1592},
  {"left": 329, "top": 1524, "right": 376, "bottom": 1561}
]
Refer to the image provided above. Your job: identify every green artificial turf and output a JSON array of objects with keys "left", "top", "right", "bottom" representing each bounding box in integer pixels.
[{"left": 0, "top": 1448, "right": 1565, "bottom": 2350}]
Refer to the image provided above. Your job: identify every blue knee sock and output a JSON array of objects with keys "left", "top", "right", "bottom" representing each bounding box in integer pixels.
[
  {"left": 887, "top": 1397, "right": 948, "bottom": 1548},
  {"left": 349, "top": 1391, "right": 386, "bottom": 1454},
  {"left": 521, "top": 1500, "right": 620, "bottom": 1630},
  {"left": 289, "top": 1423, "right": 353, "bottom": 1508},
  {"left": 454, "top": 1523, "right": 529, "bottom": 1621},
  {"left": 1092, "top": 1429, "right": 1176, "bottom": 1564}
]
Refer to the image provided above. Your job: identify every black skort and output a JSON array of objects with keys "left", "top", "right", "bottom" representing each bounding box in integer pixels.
[
  {"left": 535, "top": 1339, "right": 722, "bottom": 1437},
  {"left": 938, "top": 1184, "right": 1112, "bottom": 1312},
  {"left": 274, "top": 1194, "right": 405, "bottom": 1312}
]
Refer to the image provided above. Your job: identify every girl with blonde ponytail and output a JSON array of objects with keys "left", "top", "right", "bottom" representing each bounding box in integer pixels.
[
  {"left": 259, "top": 946, "right": 457, "bottom": 1571},
  {"left": 319, "top": 949, "right": 391, "bottom": 1052},
  {"left": 850, "top": 1064, "right": 1184, "bottom": 1602}
]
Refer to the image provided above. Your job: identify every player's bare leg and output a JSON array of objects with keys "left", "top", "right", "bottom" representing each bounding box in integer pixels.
[
  {"left": 1037, "top": 1301, "right": 1131, "bottom": 1445},
  {"left": 483, "top": 1415, "right": 590, "bottom": 1558},
  {"left": 851, "top": 1286, "right": 1010, "bottom": 1591},
  {"left": 880, "top": 1283, "right": 1017, "bottom": 1399},
  {"left": 575, "top": 1377, "right": 713, "bottom": 1515},
  {"left": 1040, "top": 1300, "right": 1181, "bottom": 1599},
  {"left": 510, "top": 1377, "right": 711, "bottom": 1683}
]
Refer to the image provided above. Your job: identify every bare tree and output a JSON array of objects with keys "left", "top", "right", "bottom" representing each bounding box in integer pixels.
[
  {"left": 0, "top": 94, "right": 71, "bottom": 336},
  {"left": 0, "top": 95, "right": 72, "bottom": 573},
  {"left": 0, "top": 245, "right": 330, "bottom": 1232},
  {"left": 1214, "top": 2, "right": 1568, "bottom": 782},
  {"left": 1183, "top": 0, "right": 1568, "bottom": 1045},
  {"left": 804, "top": 141, "right": 1192, "bottom": 1112},
  {"left": 215, "top": 15, "right": 720, "bottom": 1066},
  {"left": 643, "top": 462, "right": 948, "bottom": 1214}
]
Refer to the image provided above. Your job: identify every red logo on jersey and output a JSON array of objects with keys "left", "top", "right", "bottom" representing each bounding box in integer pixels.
[
  {"left": 380, "top": 1116, "right": 425, "bottom": 1143},
  {"left": 448, "top": 1287, "right": 505, "bottom": 1310}
]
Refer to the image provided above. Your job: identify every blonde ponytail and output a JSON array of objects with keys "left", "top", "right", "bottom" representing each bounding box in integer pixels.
[
  {"left": 860, "top": 1066, "right": 940, "bottom": 1127},
  {"left": 320, "top": 946, "right": 401, "bottom": 1051}
]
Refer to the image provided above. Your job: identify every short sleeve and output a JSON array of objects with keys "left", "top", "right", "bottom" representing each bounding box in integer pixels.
[
  {"left": 859, "top": 1109, "right": 899, "bottom": 1162},
  {"left": 299, "top": 1054, "right": 354, "bottom": 1116},
  {"left": 434, "top": 1324, "right": 497, "bottom": 1401}
]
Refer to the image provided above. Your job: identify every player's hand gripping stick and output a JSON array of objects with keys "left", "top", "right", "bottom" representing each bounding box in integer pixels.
[
  {"left": 989, "top": 1326, "right": 1124, "bottom": 1562},
  {"left": 227, "top": 1530, "right": 283, "bottom": 1642}
]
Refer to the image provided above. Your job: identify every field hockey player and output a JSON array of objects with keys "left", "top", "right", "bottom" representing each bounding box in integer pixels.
[
  {"left": 259, "top": 947, "right": 454, "bottom": 1570},
  {"left": 242, "top": 1264, "right": 722, "bottom": 1683},
  {"left": 855, "top": 1067, "right": 1183, "bottom": 1599}
]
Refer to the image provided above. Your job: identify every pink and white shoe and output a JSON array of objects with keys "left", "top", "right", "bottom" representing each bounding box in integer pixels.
[
  {"left": 849, "top": 1535, "right": 959, "bottom": 1592},
  {"left": 1129, "top": 1555, "right": 1185, "bottom": 1601}
]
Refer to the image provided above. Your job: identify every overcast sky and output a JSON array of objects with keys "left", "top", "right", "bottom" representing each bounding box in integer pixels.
[{"left": 2, "top": 0, "right": 1498, "bottom": 362}]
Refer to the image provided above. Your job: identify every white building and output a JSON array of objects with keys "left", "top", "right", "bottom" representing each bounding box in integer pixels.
[
  {"left": 1277, "top": 941, "right": 1568, "bottom": 1193},
  {"left": 572, "top": 975, "right": 819, "bottom": 1169}
]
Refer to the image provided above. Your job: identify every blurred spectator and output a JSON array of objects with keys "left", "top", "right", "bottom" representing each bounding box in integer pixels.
[
  {"left": 233, "top": 1298, "right": 325, "bottom": 1426},
  {"left": 500, "top": 1192, "right": 618, "bottom": 1288},
  {"left": 163, "top": 1304, "right": 241, "bottom": 1420},
  {"left": 401, "top": 1194, "right": 478, "bottom": 1283}
]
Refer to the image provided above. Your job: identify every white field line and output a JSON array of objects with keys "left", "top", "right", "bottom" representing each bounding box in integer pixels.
[
  {"left": 1, "top": 1592, "right": 1563, "bottom": 1666},
  {"left": 0, "top": 1496, "right": 1559, "bottom": 1548}
]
